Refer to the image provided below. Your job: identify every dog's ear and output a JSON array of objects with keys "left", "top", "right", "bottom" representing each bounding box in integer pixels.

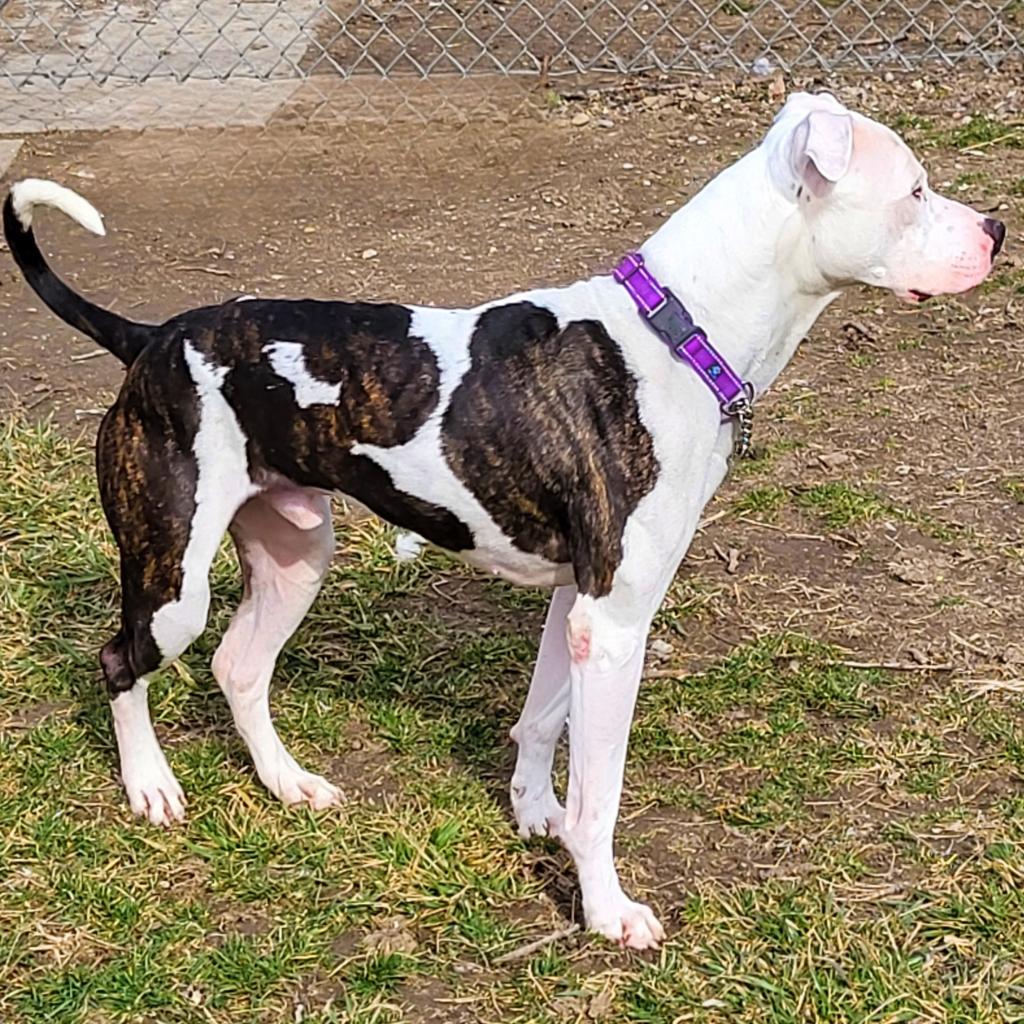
[
  {"left": 768, "top": 105, "right": 854, "bottom": 200},
  {"left": 792, "top": 109, "right": 853, "bottom": 184}
]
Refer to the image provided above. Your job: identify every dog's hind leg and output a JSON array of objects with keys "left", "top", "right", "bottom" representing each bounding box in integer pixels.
[
  {"left": 98, "top": 343, "right": 254, "bottom": 825},
  {"left": 212, "top": 489, "right": 340, "bottom": 810},
  {"left": 98, "top": 439, "right": 248, "bottom": 827}
]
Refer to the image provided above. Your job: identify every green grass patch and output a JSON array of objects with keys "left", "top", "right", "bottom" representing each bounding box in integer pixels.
[
  {"left": 4, "top": 416, "right": 1024, "bottom": 1022},
  {"left": 1005, "top": 479, "right": 1024, "bottom": 504},
  {"left": 733, "top": 485, "right": 789, "bottom": 521},
  {"left": 795, "top": 482, "right": 896, "bottom": 529},
  {"left": 944, "top": 116, "right": 1024, "bottom": 150}
]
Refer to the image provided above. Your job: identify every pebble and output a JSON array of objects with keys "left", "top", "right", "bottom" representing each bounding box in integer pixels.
[
  {"left": 361, "top": 248, "right": 378, "bottom": 260},
  {"left": 571, "top": 112, "right": 591, "bottom": 126}
]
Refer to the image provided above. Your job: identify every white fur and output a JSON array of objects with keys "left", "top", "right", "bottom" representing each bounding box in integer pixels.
[
  {"left": 10, "top": 178, "right": 105, "bottom": 235},
  {"left": 150, "top": 342, "right": 257, "bottom": 661},
  {"left": 394, "top": 531, "right": 425, "bottom": 562},
  {"left": 264, "top": 340, "right": 342, "bottom": 408},
  {"left": 211, "top": 493, "right": 341, "bottom": 810},
  {"left": 111, "top": 680, "right": 185, "bottom": 827}
]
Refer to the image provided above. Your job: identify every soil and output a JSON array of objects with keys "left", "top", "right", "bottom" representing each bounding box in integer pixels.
[
  {"left": 306, "top": 0, "right": 1024, "bottom": 75},
  {"left": 1, "top": 68, "right": 1023, "bottom": 1002}
]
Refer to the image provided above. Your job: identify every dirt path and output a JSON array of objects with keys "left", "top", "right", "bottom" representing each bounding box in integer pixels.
[{"left": 1, "top": 65, "right": 1022, "bottom": 672}]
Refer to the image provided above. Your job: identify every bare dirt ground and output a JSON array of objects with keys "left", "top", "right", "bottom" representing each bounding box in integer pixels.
[
  {"left": 2, "top": 65, "right": 1024, "bottom": 1020},
  {"left": 2, "top": 66, "right": 1021, "bottom": 672},
  {"left": 308, "top": 0, "right": 1023, "bottom": 74}
]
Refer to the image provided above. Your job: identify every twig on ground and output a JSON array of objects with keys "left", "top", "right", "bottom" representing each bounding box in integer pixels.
[
  {"left": 169, "top": 264, "right": 233, "bottom": 277},
  {"left": 70, "top": 348, "right": 109, "bottom": 362},
  {"left": 964, "top": 678, "right": 1024, "bottom": 700},
  {"left": 492, "top": 923, "right": 580, "bottom": 965},
  {"left": 645, "top": 667, "right": 706, "bottom": 679},
  {"left": 736, "top": 516, "right": 826, "bottom": 542},
  {"left": 960, "top": 126, "right": 1023, "bottom": 153},
  {"left": 950, "top": 632, "right": 990, "bottom": 659},
  {"left": 830, "top": 659, "right": 952, "bottom": 673}
]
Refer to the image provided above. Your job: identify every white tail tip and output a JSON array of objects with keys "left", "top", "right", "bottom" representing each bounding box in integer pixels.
[{"left": 10, "top": 178, "right": 105, "bottom": 236}]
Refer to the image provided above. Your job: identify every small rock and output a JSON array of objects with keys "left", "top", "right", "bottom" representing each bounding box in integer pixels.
[
  {"left": 596, "top": 118, "right": 615, "bottom": 129},
  {"left": 361, "top": 248, "right": 378, "bottom": 260},
  {"left": 571, "top": 111, "right": 591, "bottom": 127},
  {"left": 888, "top": 553, "right": 949, "bottom": 585},
  {"left": 649, "top": 638, "right": 673, "bottom": 661},
  {"left": 817, "top": 451, "right": 851, "bottom": 471},
  {"left": 588, "top": 987, "right": 615, "bottom": 1019},
  {"left": 1003, "top": 646, "right": 1024, "bottom": 666},
  {"left": 751, "top": 56, "right": 775, "bottom": 76}
]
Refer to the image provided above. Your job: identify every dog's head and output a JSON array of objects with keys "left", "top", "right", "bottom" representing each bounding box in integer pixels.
[{"left": 765, "top": 92, "right": 1005, "bottom": 302}]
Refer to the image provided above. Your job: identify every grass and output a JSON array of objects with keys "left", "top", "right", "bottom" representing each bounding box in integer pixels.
[
  {"left": 1005, "top": 480, "right": 1024, "bottom": 505},
  {"left": 880, "top": 112, "right": 1024, "bottom": 152},
  {"left": 4, "top": 417, "right": 1024, "bottom": 1022}
]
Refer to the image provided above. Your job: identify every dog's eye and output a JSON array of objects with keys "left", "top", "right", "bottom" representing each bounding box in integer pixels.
[{"left": 911, "top": 185, "right": 924, "bottom": 200}]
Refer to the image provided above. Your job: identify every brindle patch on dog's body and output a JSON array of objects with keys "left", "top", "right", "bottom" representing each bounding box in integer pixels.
[
  {"left": 442, "top": 302, "right": 658, "bottom": 598},
  {"left": 96, "top": 342, "right": 201, "bottom": 692},
  {"left": 89, "top": 288, "right": 658, "bottom": 696}
]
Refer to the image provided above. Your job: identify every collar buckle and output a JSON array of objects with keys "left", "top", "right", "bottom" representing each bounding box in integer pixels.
[{"left": 613, "top": 251, "right": 757, "bottom": 459}]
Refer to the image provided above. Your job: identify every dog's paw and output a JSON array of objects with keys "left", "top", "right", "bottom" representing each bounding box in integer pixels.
[
  {"left": 587, "top": 897, "right": 665, "bottom": 951},
  {"left": 122, "top": 755, "right": 187, "bottom": 827},
  {"left": 512, "top": 785, "right": 565, "bottom": 839},
  {"left": 276, "top": 769, "right": 342, "bottom": 811}
]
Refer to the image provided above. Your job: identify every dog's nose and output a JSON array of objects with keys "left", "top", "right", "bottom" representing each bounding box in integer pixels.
[{"left": 983, "top": 218, "right": 1006, "bottom": 258}]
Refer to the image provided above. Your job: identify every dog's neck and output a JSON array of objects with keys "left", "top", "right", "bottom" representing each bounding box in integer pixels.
[{"left": 638, "top": 144, "right": 841, "bottom": 398}]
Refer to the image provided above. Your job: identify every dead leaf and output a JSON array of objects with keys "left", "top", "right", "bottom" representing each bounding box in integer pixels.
[
  {"left": 588, "top": 986, "right": 615, "bottom": 1019},
  {"left": 360, "top": 916, "right": 417, "bottom": 955}
]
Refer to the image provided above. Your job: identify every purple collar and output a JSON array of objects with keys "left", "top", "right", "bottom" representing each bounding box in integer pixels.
[{"left": 614, "top": 252, "right": 754, "bottom": 457}]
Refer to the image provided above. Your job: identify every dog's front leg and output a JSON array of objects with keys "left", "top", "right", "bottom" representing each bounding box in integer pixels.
[
  {"left": 509, "top": 584, "right": 576, "bottom": 837},
  {"left": 559, "top": 587, "right": 665, "bottom": 950}
]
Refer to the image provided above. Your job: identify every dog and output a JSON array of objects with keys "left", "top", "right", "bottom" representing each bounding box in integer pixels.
[{"left": 4, "top": 92, "right": 1005, "bottom": 949}]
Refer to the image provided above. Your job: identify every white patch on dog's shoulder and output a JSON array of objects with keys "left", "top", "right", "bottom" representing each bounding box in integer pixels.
[
  {"left": 264, "top": 340, "right": 341, "bottom": 408},
  {"left": 394, "top": 531, "right": 425, "bottom": 562}
]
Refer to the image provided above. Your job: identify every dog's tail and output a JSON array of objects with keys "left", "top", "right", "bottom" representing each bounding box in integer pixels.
[{"left": 3, "top": 179, "right": 155, "bottom": 366}]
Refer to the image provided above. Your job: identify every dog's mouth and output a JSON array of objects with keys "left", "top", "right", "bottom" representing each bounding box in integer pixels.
[{"left": 894, "top": 288, "right": 934, "bottom": 304}]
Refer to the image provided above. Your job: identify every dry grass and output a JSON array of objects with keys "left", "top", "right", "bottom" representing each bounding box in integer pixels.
[{"left": 3, "top": 415, "right": 1024, "bottom": 1022}]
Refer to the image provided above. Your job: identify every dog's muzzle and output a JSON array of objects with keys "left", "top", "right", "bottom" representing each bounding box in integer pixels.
[{"left": 983, "top": 218, "right": 1006, "bottom": 258}]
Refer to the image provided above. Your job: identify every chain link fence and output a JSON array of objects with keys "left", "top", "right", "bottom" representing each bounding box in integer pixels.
[
  {"left": 0, "top": 1, "right": 1021, "bottom": 132},
  {"left": 2, "top": 0, "right": 1022, "bottom": 82}
]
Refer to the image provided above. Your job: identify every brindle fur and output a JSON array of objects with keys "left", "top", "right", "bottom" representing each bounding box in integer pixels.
[
  {"left": 442, "top": 302, "right": 659, "bottom": 597},
  {"left": 96, "top": 342, "right": 200, "bottom": 693}
]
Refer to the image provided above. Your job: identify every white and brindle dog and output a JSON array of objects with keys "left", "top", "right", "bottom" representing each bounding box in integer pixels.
[{"left": 4, "top": 92, "right": 1005, "bottom": 948}]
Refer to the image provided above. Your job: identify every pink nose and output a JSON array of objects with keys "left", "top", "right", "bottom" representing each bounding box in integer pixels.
[{"left": 983, "top": 218, "right": 1006, "bottom": 258}]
